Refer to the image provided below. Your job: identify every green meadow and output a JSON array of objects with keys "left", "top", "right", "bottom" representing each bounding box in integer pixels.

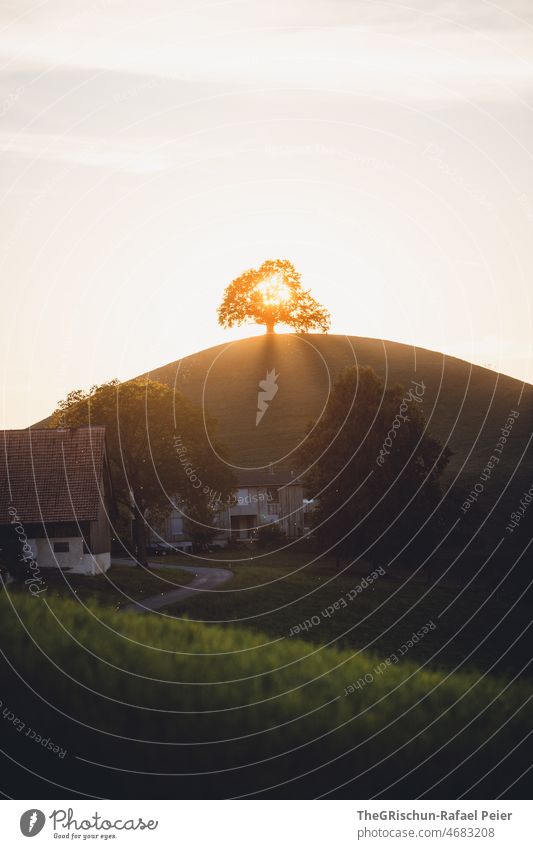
[
  {"left": 1, "top": 577, "right": 531, "bottom": 799},
  {"left": 157, "top": 551, "right": 532, "bottom": 682}
]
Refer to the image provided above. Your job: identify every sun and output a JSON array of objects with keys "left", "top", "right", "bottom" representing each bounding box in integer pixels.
[{"left": 257, "top": 275, "right": 291, "bottom": 306}]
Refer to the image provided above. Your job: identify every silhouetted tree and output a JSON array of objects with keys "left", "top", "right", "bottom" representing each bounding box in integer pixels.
[
  {"left": 217, "top": 259, "right": 330, "bottom": 334},
  {"left": 297, "top": 367, "right": 450, "bottom": 567},
  {"left": 51, "top": 379, "right": 235, "bottom": 566}
]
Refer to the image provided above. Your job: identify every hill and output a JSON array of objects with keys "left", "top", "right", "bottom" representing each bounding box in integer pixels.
[
  {"left": 34, "top": 333, "right": 531, "bottom": 541},
  {"left": 146, "top": 334, "right": 532, "bottom": 520}
]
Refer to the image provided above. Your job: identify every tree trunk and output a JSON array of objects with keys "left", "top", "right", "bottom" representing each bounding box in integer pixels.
[
  {"left": 132, "top": 502, "right": 148, "bottom": 567},
  {"left": 265, "top": 321, "right": 275, "bottom": 334}
]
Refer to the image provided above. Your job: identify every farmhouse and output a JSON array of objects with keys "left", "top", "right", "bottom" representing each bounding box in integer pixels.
[
  {"left": 0, "top": 427, "right": 113, "bottom": 575},
  {"left": 218, "top": 468, "right": 309, "bottom": 541},
  {"left": 159, "top": 467, "right": 311, "bottom": 546}
]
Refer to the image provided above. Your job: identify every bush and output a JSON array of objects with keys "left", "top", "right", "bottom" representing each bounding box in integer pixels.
[{"left": 257, "top": 522, "right": 286, "bottom": 548}]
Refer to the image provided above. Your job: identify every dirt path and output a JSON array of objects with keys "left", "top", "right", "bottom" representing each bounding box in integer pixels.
[{"left": 115, "top": 560, "right": 233, "bottom": 614}]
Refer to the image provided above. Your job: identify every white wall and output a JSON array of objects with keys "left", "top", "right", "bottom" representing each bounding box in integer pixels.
[{"left": 33, "top": 538, "right": 111, "bottom": 576}]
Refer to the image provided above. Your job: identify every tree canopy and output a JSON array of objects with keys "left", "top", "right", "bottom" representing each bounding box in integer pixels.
[
  {"left": 50, "top": 379, "right": 235, "bottom": 564},
  {"left": 217, "top": 258, "right": 330, "bottom": 333},
  {"left": 297, "top": 366, "right": 450, "bottom": 566}
]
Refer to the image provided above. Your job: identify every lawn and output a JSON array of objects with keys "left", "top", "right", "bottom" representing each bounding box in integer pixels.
[
  {"left": 157, "top": 549, "right": 532, "bottom": 681},
  {"left": 6, "top": 562, "right": 194, "bottom": 607},
  {"left": 0, "top": 589, "right": 531, "bottom": 799}
]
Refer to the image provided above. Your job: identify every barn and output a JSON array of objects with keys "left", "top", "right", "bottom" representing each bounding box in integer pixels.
[{"left": 0, "top": 427, "right": 114, "bottom": 576}]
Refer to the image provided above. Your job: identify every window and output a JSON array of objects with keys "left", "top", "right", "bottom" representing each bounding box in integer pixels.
[
  {"left": 53, "top": 541, "right": 69, "bottom": 553},
  {"left": 169, "top": 516, "right": 184, "bottom": 535}
]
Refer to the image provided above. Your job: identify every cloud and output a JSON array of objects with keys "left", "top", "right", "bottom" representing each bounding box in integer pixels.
[
  {"left": 0, "top": 0, "right": 532, "bottom": 104},
  {"left": 0, "top": 131, "right": 172, "bottom": 172}
]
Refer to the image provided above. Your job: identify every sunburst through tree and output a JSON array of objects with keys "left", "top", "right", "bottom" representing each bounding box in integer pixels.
[{"left": 217, "top": 259, "right": 330, "bottom": 333}]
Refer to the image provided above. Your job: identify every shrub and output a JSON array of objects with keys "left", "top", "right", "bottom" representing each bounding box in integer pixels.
[{"left": 257, "top": 522, "right": 286, "bottom": 548}]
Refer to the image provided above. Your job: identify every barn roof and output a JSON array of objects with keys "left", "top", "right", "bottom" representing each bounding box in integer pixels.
[{"left": 0, "top": 427, "right": 107, "bottom": 524}]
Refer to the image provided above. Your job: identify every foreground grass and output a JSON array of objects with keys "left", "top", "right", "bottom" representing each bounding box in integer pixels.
[
  {"left": 1, "top": 590, "right": 531, "bottom": 799},
  {"left": 157, "top": 550, "right": 532, "bottom": 681},
  {"left": 7, "top": 563, "right": 194, "bottom": 607}
]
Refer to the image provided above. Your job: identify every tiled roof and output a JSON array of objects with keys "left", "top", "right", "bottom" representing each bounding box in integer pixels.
[{"left": 0, "top": 427, "right": 107, "bottom": 524}]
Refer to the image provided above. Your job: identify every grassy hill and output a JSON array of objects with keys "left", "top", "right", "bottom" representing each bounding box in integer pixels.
[
  {"left": 146, "top": 333, "right": 532, "bottom": 521},
  {"left": 2, "top": 591, "right": 531, "bottom": 799},
  {"left": 34, "top": 332, "right": 531, "bottom": 547}
]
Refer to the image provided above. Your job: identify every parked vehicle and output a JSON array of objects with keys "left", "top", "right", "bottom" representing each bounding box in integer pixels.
[
  {"left": 147, "top": 541, "right": 193, "bottom": 556},
  {"left": 146, "top": 542, "right": 172, "bottom": 556}
]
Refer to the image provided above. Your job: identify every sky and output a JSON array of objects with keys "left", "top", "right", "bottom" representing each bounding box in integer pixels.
[{"left": 1, "top": 0, "right": 533, "bottom": 428}]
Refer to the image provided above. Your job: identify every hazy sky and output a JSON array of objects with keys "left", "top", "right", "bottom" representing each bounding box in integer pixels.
[{"left": 1, "top": 0, "right": 532, "bottom": 428}]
